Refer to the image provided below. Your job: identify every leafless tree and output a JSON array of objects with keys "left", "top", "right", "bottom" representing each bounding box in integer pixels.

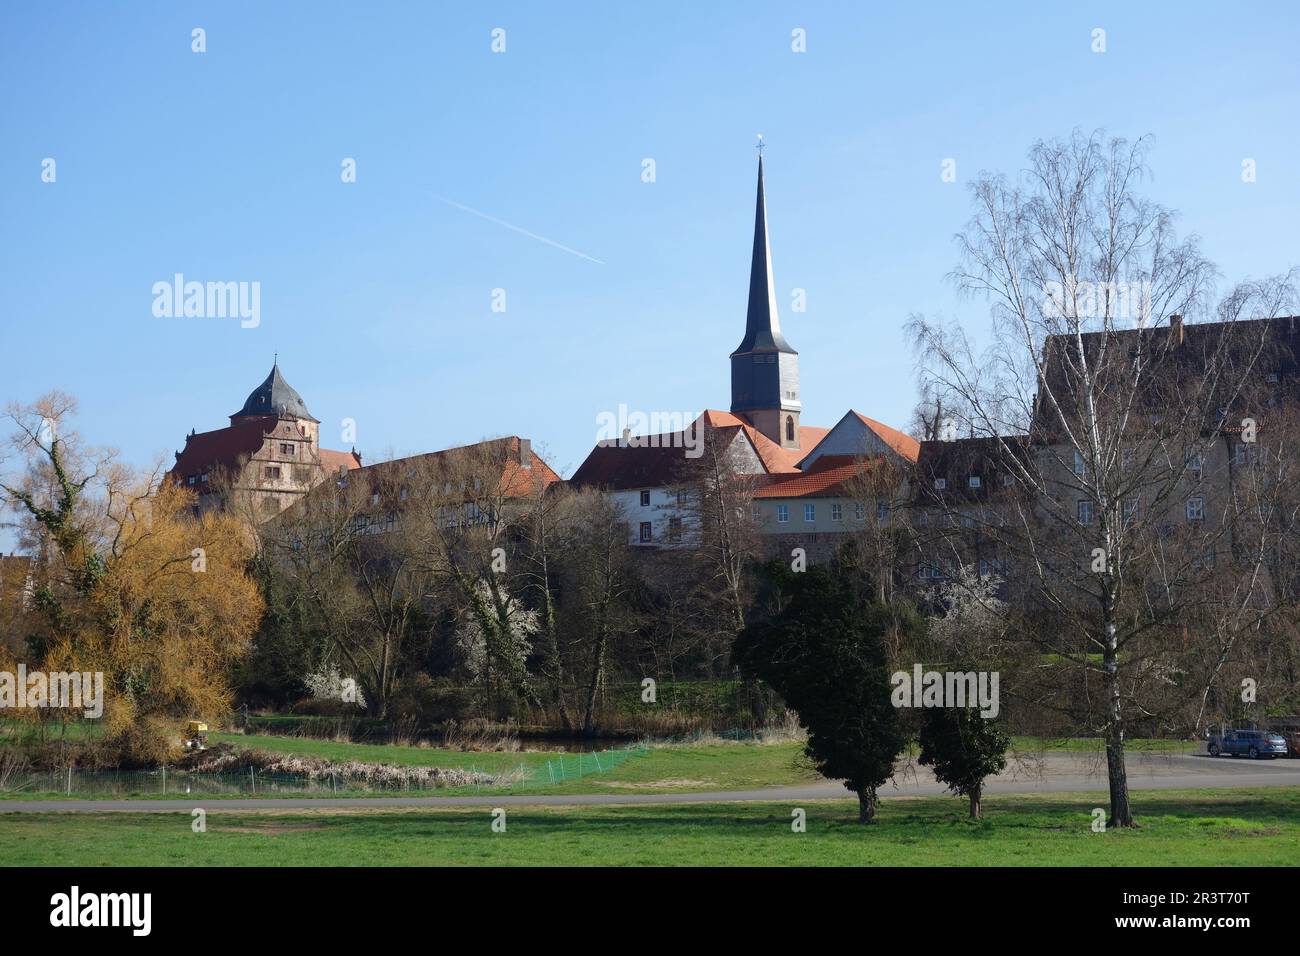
[{"left": 908, "top": 130, "right": 1300, "bottom": 826}]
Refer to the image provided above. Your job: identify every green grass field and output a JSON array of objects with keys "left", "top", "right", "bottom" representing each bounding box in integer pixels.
[
  {"left": 0, "top": 726, "right": 1211, "bottom": 802},
  {"left": 0, "top": 739, "right": 820, "bottom": 800},
  {"left": 1, "top": 788, "right": 1295, "bottom": 866}
]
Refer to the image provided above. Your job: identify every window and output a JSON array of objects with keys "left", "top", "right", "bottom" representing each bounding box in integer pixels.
[
  {"left": 1077, "top": 499, "right": 1094, "bottom": 524},
  {"left": 854, "top": 502, "right": 865, "bottom": 521},
  {"left": 933, "top": 478, "right": 947, "bottom": 490},
  {"left": 264, "top": 466, "right": 282, "bottom": 480},
  {"left": 876, "top": 500, "right": 889, "bottom": 520},
  {"left": 1000, "top": 473, "right": 1014, "bottom": 487},
  {"left": 200, "top": 473, "right": 209, "bottom": 483},
  {"left": 639, "top": 521, "right": 652, "bottom": 543},
  {"left": 1187, "top": 452, "right": 1203, "bottom": 480},
  {"left": 785, "top": 416, "right": 795, "bottom": 442},
  {"left": 968, "top": 476, "right": 981, "bottom": 489},
  {"left": 371, "top": 492, "right": 381, "bottom": 506},
  {"left": 1186, "top": 497, "right": 1204, "bottom": 521},
  {"left": 667, "top": 517, "right": 682, "bottom": 541},
  {"left": 676, "top": 490, "right": 687, "bottom": 507},
  {"left": 777, "top": 505, "right": 789, "bottom": 523},
  {"left": 280, "top": 442, "right": 295, "bottom": 456},
  {"left": 1123, "top": 498, "right": 1139, "bottom": 523},
  {"left": 1073, "top": 450, "right": 1086, "bottom": 477},
  {"left": 831, "top": 503, "right": 842, "bottom": 522},
  {"left": 399, "top": 487, "right": 408, "bottom": 501},
  {"left": 187, "top": 475, "right": 197, "bottom": 486},
  {"left": 639, "top": 490, "right": 651, "bottom": 507},
  {"left": 1267, "top": 372, "right": 1279, "bottom": 384},
  {"left": 804, "top": 504, "right": 816, "bottom": 522},
  {"left": 1234, "top": 443, "right": 1258, "bottom": 466}
]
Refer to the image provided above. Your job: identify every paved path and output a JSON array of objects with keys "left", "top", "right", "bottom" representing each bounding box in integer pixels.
[{"left": 2, "top": 751, "right": 1296, "bottom": 814}]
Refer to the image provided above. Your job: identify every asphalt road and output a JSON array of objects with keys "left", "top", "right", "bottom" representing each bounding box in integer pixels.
[{"left": 1, "top": 751, "right": 1297, "bottom": 813}]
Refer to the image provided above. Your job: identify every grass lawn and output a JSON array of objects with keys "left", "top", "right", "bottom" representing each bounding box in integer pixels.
[
  {"left": 0, "top": 740, "right": 821, "bottom": 800},
  {"left": 196, "top": 735, "right": 820, "bottom": 796},
  {"left": 1, "top": 788, "right": 1295, "bottom": 866},
  {"left": 1, "top": 730, "right": 1213, "bottom": 802}
]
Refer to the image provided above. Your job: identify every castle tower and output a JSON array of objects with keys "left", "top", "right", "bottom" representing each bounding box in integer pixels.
[
  {"left": 729, "top": 152, "right": 801, "bottom": 449},
  {"left": 230, "top": 360, "right": 320, "bottom": 447}
]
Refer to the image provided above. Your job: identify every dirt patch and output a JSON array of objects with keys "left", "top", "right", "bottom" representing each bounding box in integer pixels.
[{"left": 598, "top": 779, "right": 712, "bottom": 790}]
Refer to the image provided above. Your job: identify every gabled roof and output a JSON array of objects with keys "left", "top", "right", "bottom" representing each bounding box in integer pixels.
[
  {"left": 319, "top": 448, "right": 363, "bottom": 473},
  {"left": 357, "top": 437, "right": 560, "bottom": 498},
  {"left": 1032, "top": 316, "right": 1300, "bottom": 439},
  {"left": 170, "top": 416, "right": 276, "bottom": 480},
  {"left": 852, "top": 413, "right": 920, "bottom": 463},
  {"left": 752, "top": 455, "right": 885, "bottom": 499},
  {"left": 570, "top": 409, "right": 832, "bottom": 491},
  {"left": 232, "top": 362, "right": 318, "bottom": 422},
  {"left": 568, "top": 440, "right": 697, "bottom": 490},
  {"left": 700, "top": 410, "right": 828, "bottom": 473}
]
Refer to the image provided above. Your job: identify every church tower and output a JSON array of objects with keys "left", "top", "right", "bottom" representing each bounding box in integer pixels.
[{"left": 730, "top": 151, "right": 801, "bottom": 449}]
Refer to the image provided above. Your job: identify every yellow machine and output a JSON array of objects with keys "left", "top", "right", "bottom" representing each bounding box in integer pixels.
[{"left": 183, "top": 721, "right": 209, "bottom": 751}]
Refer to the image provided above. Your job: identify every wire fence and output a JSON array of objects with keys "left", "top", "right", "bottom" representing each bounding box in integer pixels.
[{"left": 3, "top": 744, "right": 651, "bottom": 798}]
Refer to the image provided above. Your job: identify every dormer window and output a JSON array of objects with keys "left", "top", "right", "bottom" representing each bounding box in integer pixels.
[
  {"left": 933, "top": 478, "right": 947, "bottom": 490},
  {"left": 968, "top": 476, "right": 981, "bottom": 489}
]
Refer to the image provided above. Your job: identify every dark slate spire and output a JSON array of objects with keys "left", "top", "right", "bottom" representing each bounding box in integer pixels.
[
  {"left": 732, "top": 154, "right": 794, "bottom": 356},
  {"left": 729, "top": 148, "right": 802, "bottom": 446},
  {"left": 231, "top": 361, "right": 318, "bottom": 422}
]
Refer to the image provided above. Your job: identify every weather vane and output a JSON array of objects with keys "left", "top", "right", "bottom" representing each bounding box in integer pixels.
[{"left": 756, "top": 133, "right": 765, "bottom": 156}]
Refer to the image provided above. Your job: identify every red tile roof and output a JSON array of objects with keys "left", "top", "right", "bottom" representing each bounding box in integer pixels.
[
  {"left": 569, "top": 410, "right": 830, "bottom": 490},
  {"left": 169, "top": 416, "right": 276, "bottom": 481},
  {"left": 698, "top": 410, "right": 828, "bottom": 474},
  {"left": 357, "top": 437, "right": 560, "bottom": 498},
  {"left": 853, "top": 412, "right": 921, "bottom": 463},
  {"left": 319, "top": 448, "right": 363, "bottom": 473},
  {"left": 752, "top": 455, "right": 882, "bottom": 498}
]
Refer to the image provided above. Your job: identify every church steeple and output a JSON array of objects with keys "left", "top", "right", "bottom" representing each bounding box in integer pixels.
[
  {"left": 730, "top": 147, "right": 802, "bottom": 449},
  {"left": 734, "top": 153, "right": 794, "bottom": 355}
]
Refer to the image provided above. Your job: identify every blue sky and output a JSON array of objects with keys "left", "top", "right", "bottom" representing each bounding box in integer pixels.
[{"left": 2, "top": 2, "right": 1297, "bottom": 541}]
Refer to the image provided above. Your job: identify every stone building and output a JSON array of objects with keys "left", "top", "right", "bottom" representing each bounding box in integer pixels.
[{"left": 168, "top": 362, "right": 361, "bottom": 520}]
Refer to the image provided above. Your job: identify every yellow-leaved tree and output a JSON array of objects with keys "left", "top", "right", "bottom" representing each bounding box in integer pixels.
[{"left": 1, "top": 393, "right": 263, "bottom": 765}]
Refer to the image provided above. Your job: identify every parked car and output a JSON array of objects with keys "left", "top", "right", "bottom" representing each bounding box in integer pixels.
[
  {"left": 1207, "top": 729, "right": 1288, "bottom": 759},
  {"left": 1277, "top": 730, "right": 1300, "bottom": 758}
]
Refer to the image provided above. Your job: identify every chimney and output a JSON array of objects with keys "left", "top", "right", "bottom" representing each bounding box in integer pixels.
[
  {"left": 518, "top": 437, "right": 532, "bottom": 468},
  {"left": 1170, "top": 314, "right": 1184, "bottom": 347}
]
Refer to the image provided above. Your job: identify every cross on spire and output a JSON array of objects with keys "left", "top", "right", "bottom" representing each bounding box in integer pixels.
[{"left": 755, "top": 133, "right": 765, "bottom": 156}]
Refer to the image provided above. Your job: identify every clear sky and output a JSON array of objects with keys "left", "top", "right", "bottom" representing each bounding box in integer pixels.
[{"left": 2, "top": 1, "right": 1297, "bottom": 548}]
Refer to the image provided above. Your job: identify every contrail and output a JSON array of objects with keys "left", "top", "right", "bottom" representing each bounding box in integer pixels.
[{"left": 437, "top": 196, "right": 605, "bottom": 265}]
